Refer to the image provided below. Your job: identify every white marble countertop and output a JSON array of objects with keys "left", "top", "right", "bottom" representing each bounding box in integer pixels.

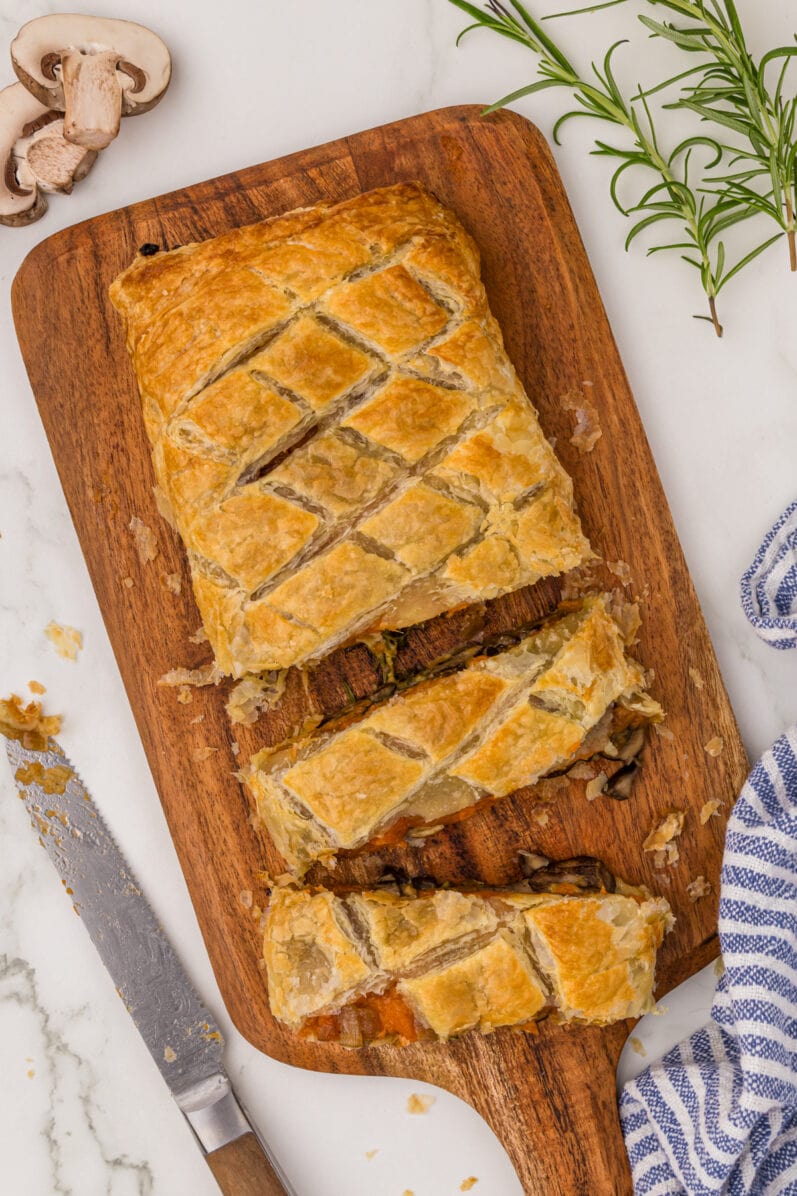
[{"left": 1, "top": 1, "right": 795, "bottom": 1193}]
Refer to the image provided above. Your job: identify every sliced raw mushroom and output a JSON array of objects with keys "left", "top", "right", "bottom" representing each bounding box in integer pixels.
[
  {"left": 0, "top": 83, "right": 96, "bottom": 226},
  {"left": 11, "top": 14, "right": 171, "bottom": 151}
]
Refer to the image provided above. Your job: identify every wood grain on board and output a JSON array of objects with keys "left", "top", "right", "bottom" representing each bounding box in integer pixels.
[{"left": 12, "top": 106, "right": 747, "bottom": 1195}]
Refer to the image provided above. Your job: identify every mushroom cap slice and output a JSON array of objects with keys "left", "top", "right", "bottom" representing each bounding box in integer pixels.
[
  {"left": 0, "top": 82, "right": 96, "bottom": 226},
  {"left": 11, "top": 14, "right": 171, "bottom": 149}
]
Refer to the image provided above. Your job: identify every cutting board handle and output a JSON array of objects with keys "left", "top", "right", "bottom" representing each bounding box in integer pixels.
[
  {"left": 440, "top": 1020, "right": 633, "bottom": 1195},
  {"left": 206, "top": 1131, "right": 290, "bottom": 1196}
]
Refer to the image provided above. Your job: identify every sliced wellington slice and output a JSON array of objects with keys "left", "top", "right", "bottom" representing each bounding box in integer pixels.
[
  {"left": 262, "top": 870, "right": 673, "bottom": 1046},
  {"left": 245, "top": 595, "right": 662, "bottom": 876}
]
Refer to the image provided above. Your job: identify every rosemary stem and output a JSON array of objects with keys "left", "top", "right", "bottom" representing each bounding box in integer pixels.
[
  {"left": 786, "top": 196, "right": 797, "bottom": 272},
  {"left": 708, "top": 295, "right": 723, "bottom": 338}
]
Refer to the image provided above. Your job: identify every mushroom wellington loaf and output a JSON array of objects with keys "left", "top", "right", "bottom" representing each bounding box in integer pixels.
[
  {"left": 263, "top": 876, "right": 673, "bottom": 1045},
  {"left": 109, "top": 182, "right": 591, "bottom": 678},
  {"left": 246, "top": 595, "right": 662, "bottom": 876}
]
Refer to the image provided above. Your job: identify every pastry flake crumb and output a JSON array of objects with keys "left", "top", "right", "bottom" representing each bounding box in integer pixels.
[
  {"left": 159, "top": 663, "right": 223, "bottom": 689},
  {"left": 607, "top": 559, "right": 632, "bottom": 586},
  {"left": 129, "top": 516, "right": 159, "bottom": 564},
  {"left": 562, "top": 387, "right": 602, "bottom": 453},
  {"left": 654, "top": 723, "right": 675, "bottom": 742},
  {"left": 364, "top": 1149, "right": 379, "bottom": 1161},
  {"left": 28, "top": 680, "right": 46, "bottom": 694},
  {"left": 238, "top": 889, "right": 253, "bottom": 909},
  {"left": 714, "top": 957, "right": 725, "bottom": 977},
  {"left": 226, "top": 673, "right": 286, "bottom": 725},
  {"left": 704, "top": 736, "right": 724, "bottom": 757},
  {"left": 402, "top": 1191, "right": 414, "bottom": 1196},
  {"left": 45, "top": 621, "right": 82, "bottom": 661},
  {"left": 26, "top": 1069, "right": 35, "bottom": 1079},
  {"left": 567, "top": 761, "right": 595, "bottom": 781},
  {"left": 700, "top": 799, "right": 723, "bottom": 824},
  {"left": 630, "top": 1035, "right": 647, "bottom": 1057},
  {"left": 406, "top": 1093, "right": 435, "bottom": 1115},
  {"left": 177, "top": 686, "right": 193, "bottom": 705},
  {"left": 461, "top": 1180, "right": 479, "bottom": 1192},
  {"left": 188, "top": 625, "right": 209, "bottom": 644},
  {"left": 231, "top": 741, "right": 240, "bottom": 756},
  {"left": 687, "top": 875, "right": 712, "bottom": 903},
  {"left": 163, "top": 1046, "right": 176, "bottom": 1062},
  {"left": 0, "top": 694, "right": 61, "bottom": 750},
  {"left": 190, "top": 714, "right": 205, "bottom": 725},
  {"left": 644, "top": 810, "right": 685, "bottom": 855},
  {"left": 161, "top": 572, "right": 182, "bottom": 595},
  {"left": 689, "top": 667, "right": 705, "bottom": 690},
  {"left": 652, "top": 1003, "right": 670, "bottom": 1016},
  {"left": 192, "top": 746, "right": 218, "bottom": 763},
  {"left": 532, "top": 807, "right": 551, "bottom": 827},
  {"left": 121, "top": 576, "right": 135, "bottom": 589},
  {"left": 585, "top": 771, "right": 608, "bottom": 801}
]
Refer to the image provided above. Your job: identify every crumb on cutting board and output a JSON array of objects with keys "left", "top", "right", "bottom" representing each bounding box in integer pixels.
[
  {"left": 562, "top": 385, "right": 602, "bottom": 453},
  {"left": 177, "top": 686, "right": 193, "bottom": 705},
  {"left": 45, "top": 621, "right": 82, "bottom": 661},
  {"left": 700, "top": 799, "right": 723, "bottom": 824},
  {"left": 159, "top": 663, "right": 223, "bottom": 689},
  {"left": 406, "top": 1093, "right": 435, "bottom": 1115},
  {"left": 704, "top": 736, "right": 724, "bottom": 757},
  {"left": 129, "top": 516, "right": 158, "bottom": 564},
  {"left": 191, "top": 746, "right": 218, "bottom": 763},
  {"left": 607, "top": 559, "right": 632, "bottom": 586},
  {"left": 689, "top": 667, "right": 705, "bottom": 690},
  {"left": 121, "top": 575, "right": 134, "bottom": 589},
  {"left": 161, "top": 572, "right": 182, "bottom": 595},
  {"left": 188, "top": 626, "right": 209, "bottom": 644},
  {"left": 644, "top": 810, "right": 685, "bottom": 870},
  {"left": 687, "top": 875, "right": 712, "bottom": 903}
]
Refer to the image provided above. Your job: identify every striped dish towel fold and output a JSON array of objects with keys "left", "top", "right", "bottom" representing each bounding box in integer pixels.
[
  {"left": 620, "top": 728, "right": 797, "bottom": 1195},
  {"left": 740, "top": 501, "right": 797, "bottom": 649}
]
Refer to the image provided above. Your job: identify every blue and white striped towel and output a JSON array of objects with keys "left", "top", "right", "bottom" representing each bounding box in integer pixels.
[
  {"left": 620, "top": 503, "right": 797, "bottom": 1193},
  {"left": 740, "top": 501, "right": 797, "bottom": 649},
  {"left": 620, "top": 729, "right": 797, "bottom": 1194}
]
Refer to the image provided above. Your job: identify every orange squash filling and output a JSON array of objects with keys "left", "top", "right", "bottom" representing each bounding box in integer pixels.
[{"left": 300, "top": 985, "right": 422, "bottom": 1045}]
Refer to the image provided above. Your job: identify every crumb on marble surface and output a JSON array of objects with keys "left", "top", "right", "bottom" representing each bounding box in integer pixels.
[
  {"left": 460, "top": 1178, "right": 479, "bottom": 1191},
  {"left": 406, "top": 1093, "right": 435, "bottom": 1115},
  {"left": 45, "top": 621, "right": 82, "bottom": 661},
  {"left": 27, "top": 680, "right": 45, "bottom": 694},
  {"left": 0, "top": 694, "right": 61, "bottom": 749},
  {"left": 365, "top": 1149, "right": 379, "bottom": 1160}
]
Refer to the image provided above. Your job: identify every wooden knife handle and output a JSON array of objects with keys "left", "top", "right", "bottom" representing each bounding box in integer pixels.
[{"left": 206, "top": 1132, "right": 288, "bottom": 1196}]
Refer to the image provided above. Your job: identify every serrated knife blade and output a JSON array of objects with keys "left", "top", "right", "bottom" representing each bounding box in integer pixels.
[{"left": 5, "top": 732, "right": 292, "bottom": 1196}]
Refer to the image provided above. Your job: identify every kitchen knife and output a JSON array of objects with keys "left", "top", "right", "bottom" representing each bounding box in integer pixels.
[{"left": 4, "top": 730, "right": 295, "bottom": 1196}]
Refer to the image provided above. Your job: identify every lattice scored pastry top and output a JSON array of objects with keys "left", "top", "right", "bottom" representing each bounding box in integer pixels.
[
  {"left": 246, "top": 596, "right": 662, "bottom": 877},
  {"left": 263, "top": 881, "right": 673, "bottom": 1045},
  {"left": 110, "top": 182, "right": 591, "bottom": 677}
]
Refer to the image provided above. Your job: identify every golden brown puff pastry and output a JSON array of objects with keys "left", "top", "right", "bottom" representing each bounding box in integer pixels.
[
  {"left": 262, "top": 879, "right": 673, "bottom": 1045},
  {"left": 109, "top": 182, "right": 591, "bottom": 678},
  {"left": 246, "top": 595, "right": 662, "bottom": 876}
]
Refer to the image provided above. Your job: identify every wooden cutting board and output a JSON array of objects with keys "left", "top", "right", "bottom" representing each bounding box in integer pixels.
[{"left": 12, "top": 106, "right": 748, "bottom": 1195}]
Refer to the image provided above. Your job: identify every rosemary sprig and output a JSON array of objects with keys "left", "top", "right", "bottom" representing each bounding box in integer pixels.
[
  {"left": 636, "top": 0, "right": 797, "bottom": 271},
  {"left": 448, "top": 0, "right": 780, "bottom": 334}
]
